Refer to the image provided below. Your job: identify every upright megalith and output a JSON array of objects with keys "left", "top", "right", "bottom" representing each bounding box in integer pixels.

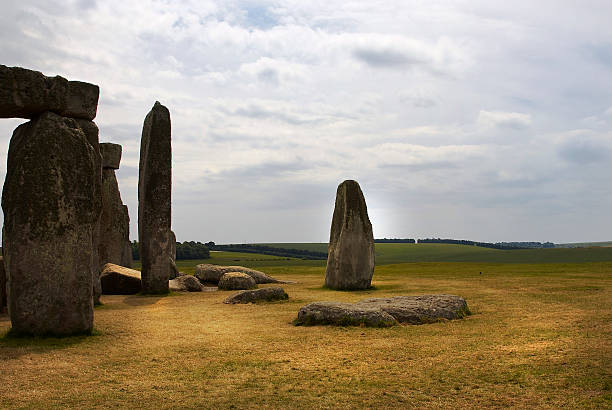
[
  {"left": 75, "top": 119, "right": 103, "bottom": 305},
  {"left": 0, "top": 256, "right": 6, "bottom": 313},
  {"left": 2, "top": 111, "right": 100, "bottom": 335},
  {"left": 324, "top": 180, "right": 375, "bottom": 290},
  {"left": 138, "top": 101, "right": 172, "bottom": 293},
  {"left": 98, "top": 143, "right": 132, "bottom": 268}
]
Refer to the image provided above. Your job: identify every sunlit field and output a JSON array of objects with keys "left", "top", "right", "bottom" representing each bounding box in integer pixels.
[{"left": 1, "top": 246, "right": 610, "bottom": 408}]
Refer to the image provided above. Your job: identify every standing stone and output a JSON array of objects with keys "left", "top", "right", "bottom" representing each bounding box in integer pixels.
[
  {"left": 2, "top": 112, "right": 99, "bottom": 335},
  {"left": 98, "top": 143, "right": 132, "bottom": 269},
  {"left": 75, "top": 119, "right": 103, "bottom": 305},
  {"left": 138, "top": 101, "right": 172, "bottom": 293},
  {"left": 324, "top": 180, "right": 375, "bottom": 290},
  {"left": 0, "top": 256, "right": 6, "bottom": 313}
]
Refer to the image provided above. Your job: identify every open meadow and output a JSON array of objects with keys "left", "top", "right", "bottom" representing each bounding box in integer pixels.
[{"left": 1, "top": 244, "right": 611, "bottom": 408}]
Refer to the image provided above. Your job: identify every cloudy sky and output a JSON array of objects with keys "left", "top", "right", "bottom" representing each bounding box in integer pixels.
[{"left": 1, "top": 0, "right": 611, "bottom": 244}]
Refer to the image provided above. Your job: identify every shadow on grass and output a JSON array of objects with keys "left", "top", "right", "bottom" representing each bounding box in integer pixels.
[
  {"left": 0, "top": 328, "right": 102, "bottom": 357},
  {"left": 122, "top": 292, "right": 173, "bottom": 306}
]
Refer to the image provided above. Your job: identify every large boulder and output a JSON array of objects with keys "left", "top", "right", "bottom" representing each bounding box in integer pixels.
[
  {"left": 138, "top": 101, "right": 172, "bottom": 293},
  {"left": 169, "top": 275, "right": 203, "bottom": 292},
  {"left": 100, "top": 263, "right": 141, "bottom": 294},
  {"left": 195, "top": 264, "right": 286, "bottom": 284},
  {"left": 224, "top": 287, "right": 288, "bottom": 304},
  {"left": 0, "top": 256, "right": 6, "bottom": 313},
  {"left": 325, "top": 180, "right": 375, "bottom": 290},
  {"left": 0, "top": 65, "right": 99, "bottom": 120},
  {"left": 2, "top": 112, "right": 99, "bottom": 336},
  {"left": 218, "top": 272, "right": 257, "bottom": 290},
  {"left": 356, "top": 295, "right": 470, "bottom": 324},
  {"left": 294, "top": 302, "right": 397, "bottom": 327}
]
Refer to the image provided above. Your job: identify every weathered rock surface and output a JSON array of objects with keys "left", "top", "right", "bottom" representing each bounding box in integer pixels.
[
  {"left": 218, "top": 272, "right": 257, "bottom": 290},
  {"left": 195, "top": 264, "right": 287, "bottom": 284},
  {"left": 294, "top": 295, "right": 470, "bottom": 327},
  {"left": 325, "top": 180, "right": 375, "bottom": 290},
  {"left": 224, "top": 287, "right": 289, "bottom": 304},
  {"left": 169, "top": 275, "right": 203, "bottom": 292},
  {"left": 99, "top": 142, "right": 122, "bottom": 170},
  {"left": 75, "top": 119, "right": 103, "bottom": 305},
  {"left": 138, "top": 101, "right": 172, "bottom": 293},
  {"left": 99, "top": 168, "right": 131, "bottom": 268},
  {"left": 355, "top": 295, "right": 470, "bottom": 324},
  {"left": 0, "top": 256, "right": 6, "bottom": 313},
  {"left": 0, "top": 65, "right": 99, "bottom": 120},
  {"left": 2, "top": 112, "right": 99, "bottom": 335},
  {"left": 294, "top": 302, "right": 397, "bottom": 327},
  {"left": 100, "top": 263, "right": 141, "bottom": 294}
]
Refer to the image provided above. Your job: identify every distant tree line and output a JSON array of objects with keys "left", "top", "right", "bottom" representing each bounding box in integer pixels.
[
  {"left": 131, "top": 240, "right": 210, "bottom": 261},
  {"left": 374, "top": 238, "right": 416, "bottom": 243},
  {"left": 416, "top": 238, "right": 555, "bottom": 249},
  {"left": 205, "top": 242, "right": 328, "bottom": 260}
]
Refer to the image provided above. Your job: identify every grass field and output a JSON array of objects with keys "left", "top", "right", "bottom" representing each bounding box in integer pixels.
[
  {"left": 1, "top": 247, "right": 611, "bottom": 408},
  {"left": 262, "top": 242, "right": 612, "bottom": 264}
]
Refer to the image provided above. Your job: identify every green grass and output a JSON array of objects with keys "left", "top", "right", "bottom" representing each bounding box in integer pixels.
[{"left": 261, "top": 242, "right": 612, "bottom": 264}]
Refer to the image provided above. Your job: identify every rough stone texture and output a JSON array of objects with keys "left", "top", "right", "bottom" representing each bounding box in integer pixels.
[
  {"left": 0, "top": 256, "right": 6, "bottom": 313},
  {"left": 2, "top": 112, "right": 99, "bottom": 335},
  {"left": 99, "top": 168, "right": 131, "bottom": 268},
  {"left": 195, "top": 264, "right": 287, "bottom": 284},
  {"left": 218, "top": 272, "right": 257, "bottom": 290},
  {"left": 99, "top": 142, "right": 122, "bottom": 169},
  {"left": 169, "top": 230, "right": 176, "bottom": 261},
  {"left": 224, "top": 287, "right": 288, "bottom": 304},
  {"left": 355, "top": 295, "right": 470, "bottom": 324},
  {"left": 325, "top": 180, "right": 375, "bottom": 290},
  {"left": 169, "top": 275, "right": 203, "bottom": 292},
  {"left": 294, "top": 295, "right": 470, "bottom": 327},
  {"left": 100, "top": 263, "right": 141, "bottom": 294},
  {"left": 74, "top": 119, "right": 103, "bottom": 305},
  {"left": 294, "top": 302, "right": 397, "bottom": 327},
  {"left": 138, "top": 101, "right": 172, "bottom": 293},
  {"left": 0, "top": 65, "right": 99, "bottom": 120}
]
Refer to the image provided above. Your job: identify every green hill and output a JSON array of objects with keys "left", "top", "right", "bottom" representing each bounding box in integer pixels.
[{"left": 261, "top": 242, "right": 612, "bottom": 264}]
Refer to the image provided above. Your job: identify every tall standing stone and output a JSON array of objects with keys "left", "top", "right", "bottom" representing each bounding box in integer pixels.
[
  {"left": 138, "top": 101, "right": 172, "bottom": 293},
  {"left": 2, "top": 112, "right": 99, "bottom": 335},
  {"left": 0, "top": 256, "right": 6, "bottom": 313},
  {"left": 324, "top": 180, "right": 375, "bottom": 290},
  {"left": 75, "top": 119, "right": 103, "bottom": 305},
  {"left": 98, "top": 143, "right": 132, "bottom": 269}
]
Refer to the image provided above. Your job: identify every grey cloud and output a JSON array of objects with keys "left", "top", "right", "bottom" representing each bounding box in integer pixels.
[
  {"left": 352, "top": 47, "right": 422, "bottom": 68},
  {"left": 257, "top": 67, "right": 280, "bottom": 85},
  {"left": 558, "top": 138, "right": 610, "bottom": 164},
  {"left": 222, "top": 104, "right": 323, "bottom": 125}
]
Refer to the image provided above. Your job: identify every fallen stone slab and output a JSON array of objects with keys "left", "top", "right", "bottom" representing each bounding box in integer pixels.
[
  {"left": 356, "top": 295, "right": 470, "bottom": 324},
  {"left": 100, "top": 263, "right": 141, "bottom": 295},
  {"left": 294, "top": 302, "right": 397, "bottom": 327},
  {"left": 224, "top": 287, "right": 289, "bottom": 304},
  {"left": 169, "top": 275, "right": 203, "bottom": 292},
  {"left": 0, "top": 65, "right": 99, "bottom": 120},
  {"left": 195, "top": 264, "right": 289, "bottom": 284},
  {"left": 294, "top": 295, "right": 470, "bottom": 327},
  {"left": 218, "top": 272, "right": 257, "bottom": 290}
]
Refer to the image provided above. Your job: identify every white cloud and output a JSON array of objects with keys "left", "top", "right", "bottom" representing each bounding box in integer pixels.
[{"left": 1, "top": 1, "right": 611, "bottom": 243}]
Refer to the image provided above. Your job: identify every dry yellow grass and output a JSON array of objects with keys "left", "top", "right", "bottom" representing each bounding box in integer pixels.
[{"left": 1, "top": 262, "right": 610, "bottom": 408}]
